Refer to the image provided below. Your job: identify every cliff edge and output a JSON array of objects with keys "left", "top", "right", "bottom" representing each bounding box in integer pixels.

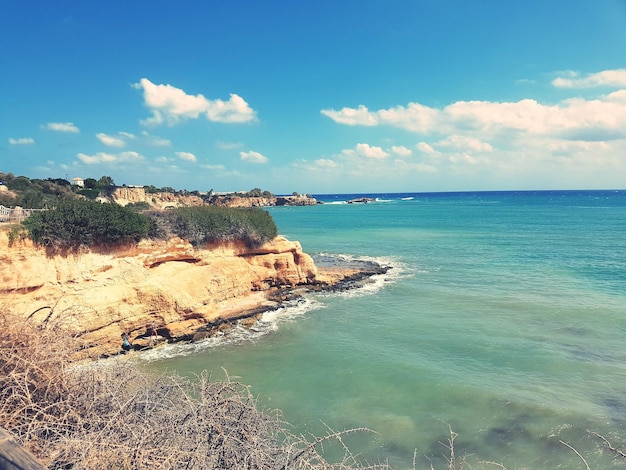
[{"left": 0, "top": 231, "right": 328, "bottom": 357}]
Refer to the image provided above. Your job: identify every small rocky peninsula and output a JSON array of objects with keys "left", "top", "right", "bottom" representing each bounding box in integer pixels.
[{"left": 0, "top": 230, "right": 388, "bottom": 358}]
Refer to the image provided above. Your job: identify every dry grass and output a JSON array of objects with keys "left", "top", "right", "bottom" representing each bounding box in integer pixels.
[{"left": 0, "top": 312, "right": 386, "bottom": 469}]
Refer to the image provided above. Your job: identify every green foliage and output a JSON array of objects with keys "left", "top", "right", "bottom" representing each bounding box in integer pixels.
[
  {"left": 7, "top": 224, "right": 29, "bottom": 246},
  {"left": 0, "top": 174, "right": 77, "bottom": 209},
  {"left": 21, "top": 199, "right": 151, "bottom": 249},
  {"left": 83, "top": 178, "right": 98, "bottom": 189},
  {"left": 153, "top": 206, "right": 278, "bottom": 247},
  {"left": 98, "top": 175, "right": 115, "bottom": 187},
  {"left": 7, "top": 176, "right": 32, "bottom": 191},
  {"left": 244, "top": 188, "right": 275, "bottom": 198},
  {"left": 4, "top": 174, "right": 280, "bottom": 249},
  {"left": 77, "top": 188, "right": 101, "bottom": 200},
  {"left": 125, "top": 201, "right": 151, "bottom": 212}
]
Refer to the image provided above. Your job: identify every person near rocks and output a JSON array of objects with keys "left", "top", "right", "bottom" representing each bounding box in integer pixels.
[{"left": 121, "top": 332, "right": 132, "bottom": 352}]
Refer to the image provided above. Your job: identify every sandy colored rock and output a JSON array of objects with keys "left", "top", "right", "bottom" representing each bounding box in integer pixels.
[{"left": 0, "top": 231, "right": 317, "bottom": 357}]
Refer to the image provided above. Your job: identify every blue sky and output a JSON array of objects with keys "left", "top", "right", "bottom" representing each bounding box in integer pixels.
[{"left": 2, "top": 1, "right": 626, "bottom": 194}]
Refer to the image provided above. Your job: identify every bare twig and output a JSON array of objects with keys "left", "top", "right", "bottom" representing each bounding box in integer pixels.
[
  {"left": 559, "top": 439, "right": 591, "bottom": 470},
  {"left": 589, "top": 430, "right": 626, "bottom": 459}
]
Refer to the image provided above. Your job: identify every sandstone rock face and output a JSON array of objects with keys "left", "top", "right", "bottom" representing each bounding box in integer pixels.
[
  {"left": 111, "top": 187, "right": 205, "bottom": 209},
  {"left": 109, "top": 187, "right": 318, "bottom": 208},
  {"left": 0, "top": 232, "right": 317, "bottom": 357}
]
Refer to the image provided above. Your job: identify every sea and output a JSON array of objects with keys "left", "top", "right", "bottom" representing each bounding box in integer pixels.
[{"left": 141, "top": 190, "right": 626, "bottom": 469}]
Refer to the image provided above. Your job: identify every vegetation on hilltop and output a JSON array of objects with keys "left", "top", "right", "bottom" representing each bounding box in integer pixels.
[
  {"left": 9, "top": 197, "right": 278, "bottom": 250},
  {"left": 17, "top": 199, "right": 152, "bottom": 249},
  {"left": 0, "top": 172, "right": 275, "bottom": 207},
  {"left": 150, "top": 205, "right": 278, "bottom": 247}
]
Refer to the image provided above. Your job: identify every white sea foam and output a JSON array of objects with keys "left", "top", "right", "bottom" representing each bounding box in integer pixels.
[
  {"left": 134, "top": 297, "right": 326, "bottom": 362},
  {"left": 315, "top": 252, "right": 409, "bottom": 298}
]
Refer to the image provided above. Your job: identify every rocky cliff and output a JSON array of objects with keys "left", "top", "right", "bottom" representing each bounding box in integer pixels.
[
  {"left": 0, "top": 231, "right": 325, "bottom": 358},
  {"left": 109, "top": 187, "right": 205, "bottom": 209},
  {"left": 108, "top": 187, "right": 318, "bottom": 208}
]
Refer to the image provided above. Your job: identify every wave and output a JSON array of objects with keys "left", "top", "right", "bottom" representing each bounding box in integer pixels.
[
  {"left": 314, "top": 252, "right": 409, "bottom": 298},
  {"left": 131, "top": 253, "right": 405, "bottom": 362},
  {"left": 135, "top": 297, "right": 326, "bottom": 362}
]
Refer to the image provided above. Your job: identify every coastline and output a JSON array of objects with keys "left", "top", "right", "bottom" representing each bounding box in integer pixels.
[
  {"left": 0, "top": 228, "right": 390, "bottom": 360},
  {"left": 123, "top": 258, "right": 391, "bottom": 357}
]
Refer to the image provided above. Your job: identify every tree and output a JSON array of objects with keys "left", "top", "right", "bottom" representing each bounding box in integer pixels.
[
  {"left": 84, "top": 178, "right": 98, "bottom": 189},
  {"left": 97, "top": 175, "right": 115, "bottom": 187}
]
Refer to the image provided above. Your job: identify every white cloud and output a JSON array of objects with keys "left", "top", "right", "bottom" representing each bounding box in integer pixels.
[
  {"left": 552, "top": 69, "right": 626, "bottom": 89},
  {"left": 141, "top": 132, "right": 171, "bottom": 147},
  {"left": 96, "top": 132, "right": 126, "bottom": 147},
  {"left": 416, "top": 142, "right": 437, "bottom": 155},
  {"left": 390, "top": 145, "right": 412, "bottom": 157},
  {"left": 342, "top": 143, "right": 389, "bottom": 159},
  {"left": 216, "top": 140, "right": 244, "bottom": 150},
  {"left": 133, "top": 78, "right": 257, "bottom": 126},
  {"left": 436, "top": 135, "right": 493, "bottom": 152},
  {"left": 77, "top": 151, "right": 144, "bottom": 164},
  {"left": 322, "top": 86, "right": 626, "bottom": 141},
  {"left": 9, "top": 137, "right": 35, "bottom": 145},
  {"left": 176, "top": 151, "right": 197, "bottom": 162},
  {"left": 240, "top": 150, "right": 268, "bottom": 164},
  {"left": 42, "top": 122, "right": 80, "bottom": 133},
  {"left": 315, "top": 158, "right": 338, "bottom": 168},
  {"left": 320, "top": 105, "right": 379, "bottom": 126}
]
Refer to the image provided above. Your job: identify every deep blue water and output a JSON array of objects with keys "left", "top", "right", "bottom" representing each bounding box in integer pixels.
[{"left": 145, "top": 190, "right": 626, "bottom": 468}]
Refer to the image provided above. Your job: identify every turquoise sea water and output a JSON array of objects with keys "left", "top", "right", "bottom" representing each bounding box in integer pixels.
[{"left": 145, "top": 190, "right": 626, "bottom": 469}]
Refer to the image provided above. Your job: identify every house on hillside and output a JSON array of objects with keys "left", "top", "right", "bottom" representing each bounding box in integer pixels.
[{"left": 72, "top": 177, "right": 84, "bottom": 187}]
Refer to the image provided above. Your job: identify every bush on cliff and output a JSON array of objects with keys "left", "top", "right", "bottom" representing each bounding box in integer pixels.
[
  {"left": 21, "top": 198, "right": 151, "bottom": 249},
  {"left": 151, "top": 205, "right": 278, "bottom": 248}
]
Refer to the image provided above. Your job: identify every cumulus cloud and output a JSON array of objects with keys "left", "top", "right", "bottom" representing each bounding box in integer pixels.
[
  {"left": 176, "top": 151, "right": 197, "bottom": 162},
  {"left": 436, "top": 135, "right": 493, "bottom": 152},
  {"left": 320, "top": 105, "right": 379, "bottom": 126},
  {"left": 42, "top": 122, "right": 80, "bottom": 133},
  {"left": 552, "top": 69, "right": 626, "bottom": 89},
  {"left": 141, "top": 132, "right": 171, "bottom": 147},
  {"left": 133, "top": 78, "right": 257, "bottom": 126},
  {"left": 240, "top": 150, "right": 268, "bottom": 164},
  {"left": 342, "top": 143, "right": 389, "bottom": 159},
  {"left": 77, "top": 151, "right": 144, "bottom": 164},
  {"left": 9, "top": 137, "right": 35, "bottom": 145},
  {"left": 322, "top": 77, "right": 626, "bottom": 142},
  {"left": 390, "top": 145, "right": 412, "bottom": 157},
  {"left": 315, "top": 158, "right": 338, "bottom": 168},
  {"left": 96, "top": 133, "right": 126, "bottom": 147},
  {"left": 416, "top": 142, "right": 437, "bottom": 154}
]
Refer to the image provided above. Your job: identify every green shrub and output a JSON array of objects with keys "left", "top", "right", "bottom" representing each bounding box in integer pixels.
[
  {"left": 21, "top": 199, "right": 151, "bottom": 249},
  {"left": 152, "top": 206, "right": 278, "bottom": 248},
  {"left": 77, "top": 188, "right": 101, "bottom": 200}
]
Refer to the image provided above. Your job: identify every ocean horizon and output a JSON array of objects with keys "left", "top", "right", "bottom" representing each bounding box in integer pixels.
[{"left": 144, "top": 189, "right": 626, "bottom": 469}]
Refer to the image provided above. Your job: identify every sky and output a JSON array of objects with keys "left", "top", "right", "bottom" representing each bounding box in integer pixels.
[{"left": 2, "top": 0, "right": 626, "bottom": 194}]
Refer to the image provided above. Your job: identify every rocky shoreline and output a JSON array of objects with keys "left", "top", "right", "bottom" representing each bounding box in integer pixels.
[
  {"left": 115, "top": 258, "right": 391, "bottom": 357},
  {"left": 1, "top": 230, "right": 390, "bottom": 359}
]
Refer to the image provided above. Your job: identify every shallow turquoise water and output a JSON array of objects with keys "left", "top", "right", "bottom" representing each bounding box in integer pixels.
[{"left": 145, "top": 191, "right": 626, "bottom": 468}]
